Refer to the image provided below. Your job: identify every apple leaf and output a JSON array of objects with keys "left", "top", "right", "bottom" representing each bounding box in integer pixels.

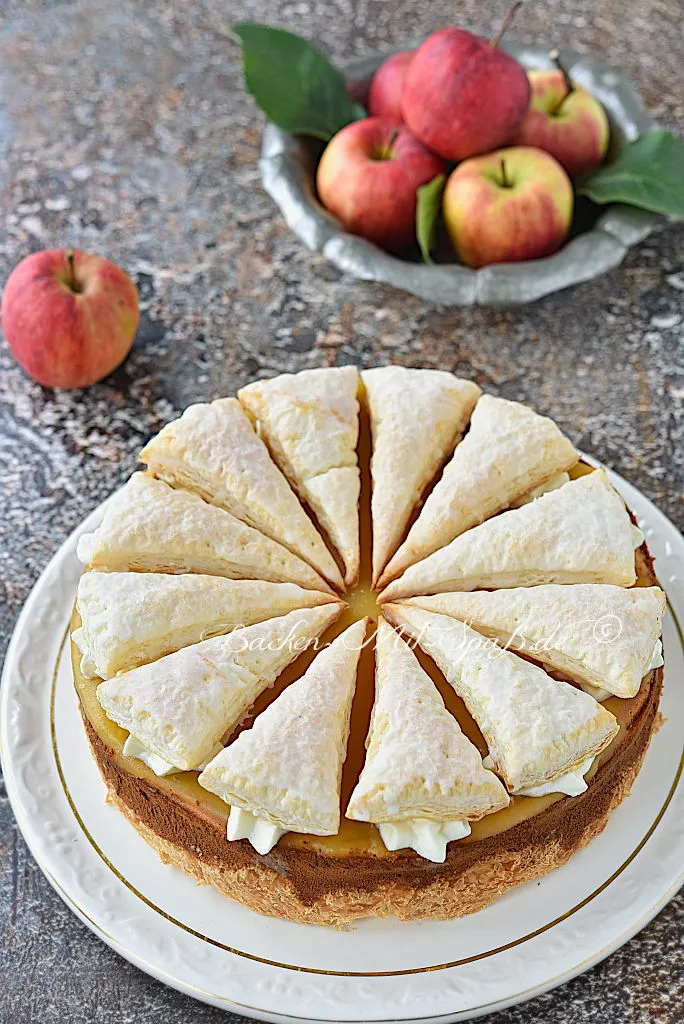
[
  {"left": 416, "top": 174, "right": 446, "bottom": 264},
  {"left": 578, "top": 130, "right": 684, "bottom": 217},
  {"left": 232, "top": 22, "right": 365, "bottom": 141}
]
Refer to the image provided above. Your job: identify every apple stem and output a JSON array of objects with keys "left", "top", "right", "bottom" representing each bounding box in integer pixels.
[
  {"left": 377, "top": 126, "right": 400, "bottom": 161},
  {"left": 65, "top": 249, "right": 82, "bottom": 294},
  {"left": 549, "top": 48, "right": 575, "bottom": 112},
  {"left": 491, "top": 1, "right": 524, "bottom": 48},
  {"left": 499, "top": 158, "right": 510, "bottom": 189}
]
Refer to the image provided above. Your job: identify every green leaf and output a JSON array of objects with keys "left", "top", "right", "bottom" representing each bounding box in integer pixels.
[
  {"left": 578, "top": 130, "right": 684, "bottom": 217},
  {"left": 416, "top": 174, "right": 446, "bottom": 264},
  {"left": 232, "top": 22, "right": 364, "bottom": 141}
]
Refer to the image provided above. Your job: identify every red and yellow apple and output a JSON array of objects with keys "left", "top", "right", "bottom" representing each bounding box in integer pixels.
[
  {"left": 368, "top": 50, "right": 415, "bottom": 122},
  {"left": 2, "top": 249, "right": 139, "bottom": 389},
  {"left": 511, "top": 69, "right": 610, "bottom": 177},
  {"left": 401, "top": 28, "right": 530, "bottom": 162},
  {"left": 316, "top": 117, "right": 445, "bottom": 250},
  {"left": 443, "top": 146, "right": 574, "bottom": 268}
]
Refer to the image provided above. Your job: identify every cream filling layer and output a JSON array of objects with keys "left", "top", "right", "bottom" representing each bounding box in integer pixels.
[
  {"left": 377, "top": 818, "right": 471, "bottom": 863},
  {"left": 122, "top": 734, "right": 222, "bottom": 777},
  {"left": 483, "top": 753, "right": 597, "bottom": 797},
  {"left": 226, "top": 806, "right": 287, "bottom": 855}
]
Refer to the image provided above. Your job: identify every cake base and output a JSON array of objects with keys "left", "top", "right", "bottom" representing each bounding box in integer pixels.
[
  {"left": 75, "top": 462, "right": 664, "bottom": 928},
  {"left": 86, "top": 659, "right": 661, "bottom": 927}
]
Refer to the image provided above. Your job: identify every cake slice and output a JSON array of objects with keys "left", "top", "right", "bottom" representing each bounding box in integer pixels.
[
  {"left": 380, "top": 470, "right": 643, "bottom": 600},
  {"left": 398, "top": 584, "right": 665, "bottom": 699},
  {"left": 383, "top": 604, "right": 619, "bottom": 796},
  {"left": 379, "top": 395, "right": 578, "bottom": 585},
  {"left": 362, "top": 367, "right": 480, "bottom": 586},
  {"left": 140, "top": 398, "right": 343, "bottom": 590},
  {"left": 239, "top": 366, "right": 361, "bottom": 587},
  {"left": 96, "top": 603, "right": 344, "bottom": 774},
  {"left": 199, "top": 618, "right": 367, "bottom": 853},
  {"left": 346, "top": 619, "right": 509, "bottom": 861},
  {"left": 76, "top": 473, "right": 332, "bottom": 593},
  {"left": 72, "top": 571, "right": 336, "bottom": 680}
]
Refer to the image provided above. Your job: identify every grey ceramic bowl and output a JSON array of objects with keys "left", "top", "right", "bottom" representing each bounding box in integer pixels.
[{"left": 260, "top": 41, "right": 662, "bottom": 306}]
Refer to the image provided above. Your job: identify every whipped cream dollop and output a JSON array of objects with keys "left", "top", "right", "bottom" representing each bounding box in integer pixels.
[
  {"left": 377, "top": 818, "right": 471, "bottom": 863},
  {"left": 122, "top": 734, "right": 220, "bottom": 777},
  {"left": 647, "top": 639, "right": 664, "bottom": 672},
  {"left": 483, "top": 753, "right": 596, "bottom": 798},
  {"left": 580, "top": 681, "right": 612, "bottom": 702},
  {"left": 226, "top": 806, "right": 286, "bottom": 855},
  {"left": 71, "top": 626, "right": 98, "bottom": 679},
  {"left": 581, "top": 638, "right": 663, "bottom": 703},
  {"left": 76, "top": 532, "right": 96, "bottom": 566}
]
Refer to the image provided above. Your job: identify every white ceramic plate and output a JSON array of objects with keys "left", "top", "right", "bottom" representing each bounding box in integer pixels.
[{"left": 2, "top": 465, "right": 683, "bottom": 1023}]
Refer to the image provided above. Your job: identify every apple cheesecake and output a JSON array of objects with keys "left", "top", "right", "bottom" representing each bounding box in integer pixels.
[{"left": 72, "top": 365, "right": 665, "bottom": 926}]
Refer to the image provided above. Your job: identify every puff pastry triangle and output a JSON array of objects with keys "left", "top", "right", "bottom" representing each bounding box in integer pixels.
[
  {"left": 380, "top": 470, "right": 642, "bottom": 600},
  {"left": 77, "top": 473, "right": 333, "bottom": 593},
  {"left": 399, "top": 584, "right": 665, "bottom": 699},
  {"left": 380, "top": 395, "right": 578, "bottom": 585},
  {"left": 346, "top": 619, "right": 508, "bottom": 860},
  {"left": 383, "top": 604, "right": 619, "bottom": 795},
  {"left": 199, "top": 618, "right": 367, "bottom": 840},
  {"left": 239, "top": 366, "right": 361, "bottom": 586},
  {"left": 96, "top": 603, "right": 344, "bottom": 772},
  {"left": 72, "top": 570, "right": 336, "bottom": 680},
  {"left": 362, "top": 367, "right": 480, "bottom": 586},
  {"left": 139, "top": 398, "right": 343, "bottom": 589}
]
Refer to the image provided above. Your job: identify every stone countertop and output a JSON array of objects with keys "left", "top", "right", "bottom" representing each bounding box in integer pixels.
[{"left": 0, "top": 0, "right": 682, "bottom": 1021}]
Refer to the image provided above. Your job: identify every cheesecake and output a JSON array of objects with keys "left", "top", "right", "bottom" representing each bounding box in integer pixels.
[{"left": 72, "top": 366, "right": 665, "bottom": 926}]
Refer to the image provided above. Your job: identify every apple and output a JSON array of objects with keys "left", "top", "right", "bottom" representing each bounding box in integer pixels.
[
  {"left": 401, "top": 27, "right": 530, "bottom": 162},
  {"left": 511, "top": 68, "right": 610, "bottom": 177},
  {"left": 368, "top": 50, "right": 415, "bottom": 122},
  {"left": 2, "top": 249, "right": 139, "bottom": 389},
  {"left": 442, "top": 146, "right": 573, "bottom": 268},
  {"left": 316, "top": 117, "right": 445, "bottom": 250}
]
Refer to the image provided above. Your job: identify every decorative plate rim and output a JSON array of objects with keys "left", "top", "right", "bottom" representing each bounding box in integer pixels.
[{"left": 2, "top": 461, "right": 683, "bottom": 1022}]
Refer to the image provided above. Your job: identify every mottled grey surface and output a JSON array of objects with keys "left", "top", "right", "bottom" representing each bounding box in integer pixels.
[{"left": 0, "top": 0, "right": 682, "bottom": 1021}]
